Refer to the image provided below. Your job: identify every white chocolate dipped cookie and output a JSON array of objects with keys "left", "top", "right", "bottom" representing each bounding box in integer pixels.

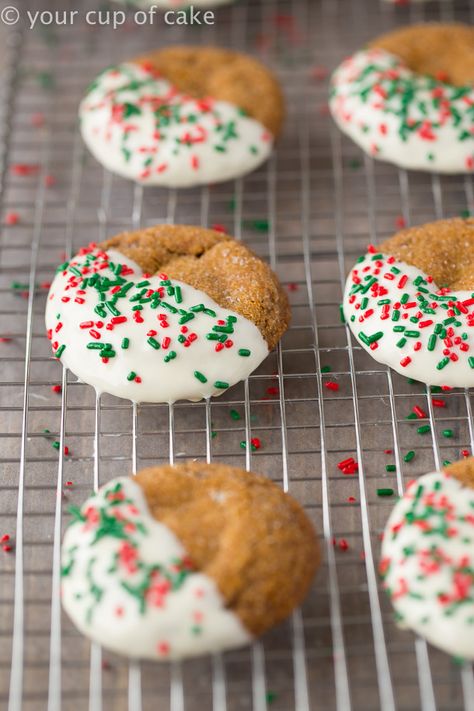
[
  {"left": 380, "top": 458, "right": 474, "bottom": 660},
  {"left": 61, "top": 462, "right": 320, "bottom": 660},
  {"left": 45, "top": 225, "right": 290, "bottom": 403},
  {"left": 342, "top": 218, "right": 474, "bottom": 387},
  {"left": 79, "top": 46, "right": 284, "bottom": 187},
  {"left": 329, "top": 24, "right": 474, "bottom": 173}
]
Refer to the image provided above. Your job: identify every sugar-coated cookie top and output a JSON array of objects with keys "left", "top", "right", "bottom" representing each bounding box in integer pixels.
[{"left": 381, "top": 470, "right": 474, "bottom": 660}]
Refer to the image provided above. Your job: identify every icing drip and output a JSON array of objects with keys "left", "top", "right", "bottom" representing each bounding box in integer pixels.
[
  {"left": 330, "top": 49, "right": 474, "bottom": 173},
  {"left": 45, "top": 246, "right": 269, "bottom": 403},
  {"left": 343, "top": 249, "right": 474, "bottom": 387},
  {"left": 380, "top": 471, "right": 474, "bottom": 660},
  {"left": 80, "top": 62, "right": 273, "bottom": 186},
  {"left": 61, "top": 477, "right": 251, "bottom": 660}
]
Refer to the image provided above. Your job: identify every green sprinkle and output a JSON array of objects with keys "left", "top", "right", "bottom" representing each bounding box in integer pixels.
[
  {"left": 417, "top": 425, "right": 431, "bottom": 435},
  {"left": 442, "top": 429, "right": 454, "bottom": 438},
  {"left": 121, "top": 338, "right": 129, "bottom": 349},
  {"left": 386, "top": 464, "right": 396, "bottom": 472},
  {"left": 245, "top": 219, "right": 269, "bottom": 232},
  {"left": 377, "top": 488, "right": 394, "bottom": 497},
  {"left": 147, "top": 337, "right": 160, "bottom": 350},
  {"left": 238, "top": 348, "right": 251, "bottom": 357},
  {"left": 194, "top": 371, "right": 207, "bottom": 383},
  {"left": 127, "top": 371, "right": 136, "bottom": 381},
  {"left": 54, "top": 345, "right": 65, "bottom": 358},
  {"left": 404, "top": 450, "right": 415, "bottom": 463},
  {"left": 86, "top": 343, "right": 103, "bottom": 350},
  {"left": 213, "top": 325, "right": 233, "bottom": 334},
  {"left": 436, "top": 357, "right": 450, "bottom": 371},
  {"left": 214, "top": 381, "right": 229, "bottom": 390},
  {"left": 230, "top": 409, "right": 241, "bottom": 421},
  {"left": 240, "top": 440, "right": 257, "bottom": 452}
]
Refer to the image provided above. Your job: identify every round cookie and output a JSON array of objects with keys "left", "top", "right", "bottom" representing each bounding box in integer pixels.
[
  {"left": 61, "top": 462, "right": 320, "bottom": 660},
  {"left": 329, "top": 24, "right": 474, "bottom": 173},
  {"left": 380, "top": 458, "right": 474, "bottom": 660},
  {"left": 343, "top": 217, "right": 474, "bottom": 387},
  {"left": 79, "top": 46, "right": 284, "bottom": 187},
  {"left": 45, "top": 224, "right": 290, "bottom": 403}
]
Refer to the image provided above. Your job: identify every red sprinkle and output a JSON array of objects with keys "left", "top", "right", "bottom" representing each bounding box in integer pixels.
[
  {"left": 211, "top": 224, "right": 227, "bottom": 234},
  {"left": 10, "top": 163, "right": 39, "bottom": 176},
  {"left": 325, "top": 381, "right": 339, "bottom": 391},
  {"left": 4, "top": 212, "right": 20, "bottom": 225},
  {"left": 51, "top": 385, "right": 62, "bottom": 394},
  {"left": 338, "top": 457, "right": 358, "bottom": 475},
  {"left": 413, "top": 405, "right": 427, "bottom": 419}
]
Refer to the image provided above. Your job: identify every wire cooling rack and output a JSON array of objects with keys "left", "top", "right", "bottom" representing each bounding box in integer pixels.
[{"left": 1, "top": 0, "right": 474, "bottom": 709}]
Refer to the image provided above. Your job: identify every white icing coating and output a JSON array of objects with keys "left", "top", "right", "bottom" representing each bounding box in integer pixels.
[
  {"left": 380, "top": 471, "right": 474, "bottom": 660},
  {"left": 45, "top": 246, "right": 269, "bottom": 403},
  {"left": 79, "top": 62, "right": 273, "bottom": 187},
  {"left": 329, "top": 48, "right": 474, "bottom": 174},
  {"left": 343, "top": 250, "right": 474, "bottom": 387},
  {"left": 61, "top": 477, "right": 251, "bottom": 660}
]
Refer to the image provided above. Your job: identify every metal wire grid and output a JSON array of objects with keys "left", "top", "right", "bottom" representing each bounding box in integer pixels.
[{"left": 1, "top": 0, "right": 474, "bottom": 709}]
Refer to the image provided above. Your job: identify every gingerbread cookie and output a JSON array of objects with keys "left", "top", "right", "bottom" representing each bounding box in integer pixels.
[
  {"left": 79, "top": 46, "right": 284, "bottom": 187},
  {"left": 380, "top": 457, "right": 474, "bottom": 660},
  {"left": 343, "top": 217, "right": 474, "bottom": 387},
  {"left": 61, "top": 462, "right": 320, "bottom": 660},
  {"left": 45, "top": 224, "right": 290, "bottom": 403},
  {"left": 329, "top": 24, "right": 474, "bottom": 173}
]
